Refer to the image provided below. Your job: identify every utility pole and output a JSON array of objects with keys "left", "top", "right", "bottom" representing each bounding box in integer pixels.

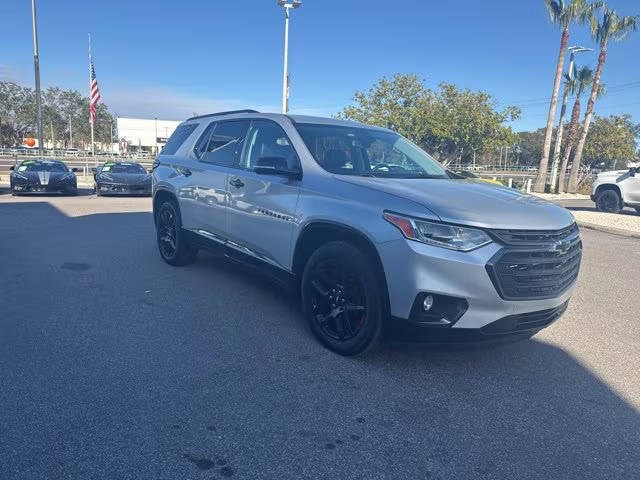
[
  {"left": 154, "top": 117, "right": 158, "bottom": 155},
  {"left": 68, "top": 114, "right": 73, "bottom": 148},
  {"left": 110, "top": 122, "right": 113, "bottom": 154},
  {"left": 31, "top": 0, "right": 44, "bottom": 156},
  {"left": 549, "top": 46, "right": 592, "bottom": 192},
  {"left": 50, "top": 120, "right": 54, "bottom": 152}
]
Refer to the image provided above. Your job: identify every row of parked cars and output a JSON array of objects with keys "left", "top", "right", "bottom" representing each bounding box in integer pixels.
[{"left": 8, "top": 159, "right": 152, "bottom": 196}]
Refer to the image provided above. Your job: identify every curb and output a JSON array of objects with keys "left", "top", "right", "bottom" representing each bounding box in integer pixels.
[{"left": 576, "top": 220, "right": 640, "bottom": 239}]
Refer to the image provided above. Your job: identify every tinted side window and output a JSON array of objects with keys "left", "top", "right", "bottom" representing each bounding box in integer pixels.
[
  {"left": 162, "top": 123, "right": 198, "bottom": 155},
  {"left": 194, "top": 122, "right": 216, "bottom": 159},
  {"left": 202, "top": 120, "right": 250, "bottom": 167},
  {"left": 242, "top": 120, "right": 299, "bottom": 170}
]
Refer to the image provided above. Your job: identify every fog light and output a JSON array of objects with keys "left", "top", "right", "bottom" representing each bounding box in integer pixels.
[{"left": 422, "top": 295, "right": 434, "bottom": 312}]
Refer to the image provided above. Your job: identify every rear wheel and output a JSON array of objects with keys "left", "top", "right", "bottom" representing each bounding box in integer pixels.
[
  {"left": 596, "top": 189, "right": 622, "bottom": 214},
  {"left": 301, "top": 241, "right": 383, "bottom": 356},
  {"left": 155, "top": 199, "right": 197, "bottom": 266}
]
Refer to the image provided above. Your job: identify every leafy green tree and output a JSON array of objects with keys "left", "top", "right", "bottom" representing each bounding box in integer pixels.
[
  {"left": 535, "top": 0, "right": 602, "bottom": 192},
  {"left": 338, "top": 74, "right": 520, "bottom": 164},
  {"left": 0, "top": 80, "right": 115, "bottom": 149},
  {"left": 583, "top": 114, "right": 639, "bottom": 169},
  {"left": 568, "top": 6, "right": 638, "bottom": 192}
]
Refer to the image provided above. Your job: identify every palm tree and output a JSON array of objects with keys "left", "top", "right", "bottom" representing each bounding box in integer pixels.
[
  {"left": 534, "top": 0, "right": 601, "bottom": 192},
  {"left": 567, "top": 7, "right": 638, "bottom": 193},
  {"left": 556, "top": 66, "right": 597, "bottom": 192}
]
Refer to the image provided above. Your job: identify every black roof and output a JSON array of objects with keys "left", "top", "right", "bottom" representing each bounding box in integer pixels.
[{"left": 186, "top": 109, "right": 259, "bottom": 121}]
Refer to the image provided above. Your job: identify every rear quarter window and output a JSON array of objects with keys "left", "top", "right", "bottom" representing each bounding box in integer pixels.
[{"left": 161, "top": 123, "right": 198, "bottom": 155}]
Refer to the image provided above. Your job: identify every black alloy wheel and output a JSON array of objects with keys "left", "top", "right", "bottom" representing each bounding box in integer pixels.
[
  {"left": 156, "top": 200, "right": 197, "bottom": 266},
  {"left": 302, "top": 241, "right": 383, "bottom": 356}
]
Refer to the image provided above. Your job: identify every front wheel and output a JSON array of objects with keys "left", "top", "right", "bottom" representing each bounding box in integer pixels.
[
  {"left": 596, "top": 189, "right": 622, "bottom": 214},
  {"left": 301, "top": 241, "right": 383, "bottom": 356},
  {"left": 155, "top": 200, "right": 198, "bottom": 266}
]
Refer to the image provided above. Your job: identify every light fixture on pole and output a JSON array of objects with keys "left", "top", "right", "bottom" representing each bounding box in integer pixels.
[{"left": 278, "top": 0, "right": 302, "bottom": 113}]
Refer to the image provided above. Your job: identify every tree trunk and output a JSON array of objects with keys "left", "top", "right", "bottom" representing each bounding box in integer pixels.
[
  {"left": 534, "top": 28, "right": 569, "bottom": 193},
  {"left": 558, "top": 98, "right": 582, "bottom": 193},
  {"left": 549, "top": 87, "right": 570, "bottom": 192},
  {"left": 568, "top": 48, "right": 606, "bottom": 193}
]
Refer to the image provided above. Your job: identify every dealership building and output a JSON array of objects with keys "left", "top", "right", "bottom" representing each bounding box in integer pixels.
[{"left": 116, "top": 117, "right": 181, "bottom": 154}]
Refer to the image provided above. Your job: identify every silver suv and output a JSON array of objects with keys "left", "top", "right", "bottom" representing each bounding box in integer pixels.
[{"left": 152, "top": 110, "right": 581, "bottom": 355}]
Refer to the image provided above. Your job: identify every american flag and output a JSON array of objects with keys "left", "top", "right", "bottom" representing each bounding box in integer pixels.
[{"left": 89, "top": 61, "right": 101, "bottom": 124}]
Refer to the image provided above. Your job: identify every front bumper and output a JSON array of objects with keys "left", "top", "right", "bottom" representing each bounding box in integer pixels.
[
  {"left": 12, "top": 183, "right": 76, "bottom": 194},
  {"left": 377, "top": 238, "right": 577, "bottom": 338},
  {"left": 98, "top": 183, "right": 151, "bottom": 195}
]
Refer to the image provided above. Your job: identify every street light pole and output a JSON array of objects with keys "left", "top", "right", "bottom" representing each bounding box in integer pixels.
[
  {"left": 278, "top": 0, "right": 301, "bottom": 113},
  {"left": 549, "top": 46, "right": 591, "bottom": 192},
  {"left": 31, "top": 0, "right": 44, "bottom": 155}
]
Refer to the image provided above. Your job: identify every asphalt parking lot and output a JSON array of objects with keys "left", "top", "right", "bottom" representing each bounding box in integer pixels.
[{"left": 1, "top": 190, "right": 639, "bottom": 480}]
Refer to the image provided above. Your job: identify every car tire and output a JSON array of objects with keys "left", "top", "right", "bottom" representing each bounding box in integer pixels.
[
  {"left": 596, "top": 189, "right": 622, "bottom": 214},
  {"left": 301, "top": 241, "right": 383, "bottom": 356},
  {"left": 155, "top": 199, "right": 198, "bottom": 266},
  {"left": 635, "top": 208, "right": 640, "bottom": 216}
]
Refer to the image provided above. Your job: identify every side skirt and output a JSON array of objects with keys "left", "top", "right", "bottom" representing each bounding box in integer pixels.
[{"left": 183, "top": 229, "right": 298, "bottom": 294}]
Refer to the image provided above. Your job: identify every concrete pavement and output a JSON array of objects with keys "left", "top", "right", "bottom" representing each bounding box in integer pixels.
[{"left": 0, "top": 192, "right": 639, "bottom": 479}]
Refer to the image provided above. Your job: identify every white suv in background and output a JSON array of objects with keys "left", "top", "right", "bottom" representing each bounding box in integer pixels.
[{"left": 591, "top": 164, "right": 640, "bottom": 214}]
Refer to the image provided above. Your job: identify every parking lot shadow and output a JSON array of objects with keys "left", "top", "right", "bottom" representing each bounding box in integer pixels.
[{"left": 0, "top": 200, "right": 639, "bottom": 479}]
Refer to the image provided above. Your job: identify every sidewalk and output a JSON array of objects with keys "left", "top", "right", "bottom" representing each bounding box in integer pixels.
[{"left": 533, "top": 192, "right": 640, "bottom": 238}]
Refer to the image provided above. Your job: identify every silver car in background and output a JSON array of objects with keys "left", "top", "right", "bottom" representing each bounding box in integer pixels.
[{"left": 152, "top": 110, "right": 581, "bottom": 355}]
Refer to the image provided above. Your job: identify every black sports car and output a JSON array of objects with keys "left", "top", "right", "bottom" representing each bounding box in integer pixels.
[
  {"left": 94, "top": 162, "right": 152, "bottom": 196},
  {"left": 10, "top": 159, "right": 78, "bottom": 195}
]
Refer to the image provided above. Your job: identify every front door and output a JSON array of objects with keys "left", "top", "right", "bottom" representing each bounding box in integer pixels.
[
  {"left": 225, "top": 119, "right": 301, "bottom": 271},
  {"left": 181, "top": 120, "right": 250, "bottom": 241}
]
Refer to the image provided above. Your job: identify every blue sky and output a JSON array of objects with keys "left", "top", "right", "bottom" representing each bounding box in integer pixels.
[{"left": 1, "top": 0, "right": 638, "bottom": 131}]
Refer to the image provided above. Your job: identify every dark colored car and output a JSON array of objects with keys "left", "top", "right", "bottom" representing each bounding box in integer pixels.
[
  {"left": 9, "top": 159, "right": 78, "bottom": 195},
  {"left": 94, "top": 162, "right": 152, "bottom": 196}
]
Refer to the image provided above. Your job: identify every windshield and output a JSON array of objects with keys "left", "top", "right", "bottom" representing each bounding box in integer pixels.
[
  {"left": 295, "top": 123, "right": 448, "bottom": 178},
  {"left": 101, "top": 163, "right": 146, "bottom": 174},
  {"left": 17, "top": 161, "right": 67, "bottom": 172}
]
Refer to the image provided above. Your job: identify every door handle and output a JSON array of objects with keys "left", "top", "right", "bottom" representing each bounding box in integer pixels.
[
  {"left": 230, "top": 178, "right": 245, "bottom": 188},
  {"left": 176, "top": 166, "right": 192, "bottom": 177}
]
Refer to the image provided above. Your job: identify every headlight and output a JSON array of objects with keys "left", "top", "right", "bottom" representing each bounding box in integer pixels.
[{"left": 383, "top": 212, "right": 492, "bottom": 252}]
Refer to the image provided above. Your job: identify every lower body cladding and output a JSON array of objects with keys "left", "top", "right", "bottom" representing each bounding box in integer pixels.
[
  {"left": 377, "top": 239, "right": 577, "bottom": 343},
  {"left": 97, "top": 184, "right": 151, "bottom": 196}
]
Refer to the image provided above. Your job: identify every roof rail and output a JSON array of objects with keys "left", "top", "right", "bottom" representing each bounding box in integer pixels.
[{"left": 186, "top": 109, "right": 259, "bottom": 121}]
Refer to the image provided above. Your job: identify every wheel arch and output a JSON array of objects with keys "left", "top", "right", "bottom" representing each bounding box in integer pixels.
[
  {"left": 595, "top": 183, "right": 622, "bottom": 199},
  {"left": 292, "top": 221, "right": 390, "bottom": 315},
  {"left": 153, "top": 188, "right": 178, "bottom": 225}
]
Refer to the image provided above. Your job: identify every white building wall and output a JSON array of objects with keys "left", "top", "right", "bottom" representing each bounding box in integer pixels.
[{"left": 117, "top": 117, "right": 181, "bottom": 152}]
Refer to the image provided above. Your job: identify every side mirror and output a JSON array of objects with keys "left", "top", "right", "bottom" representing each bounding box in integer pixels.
[
  {"left": 630, "top": 167, "right": 636, "bottom": 177},
  {"left": 91, "top": 167, "right": 97, "bottom": 173},
  {"left": 71, "top": 167, "right": 79, "bottom": 173},
  {"left": 9, "top": 166, "right": 15, "bottom": 171}
]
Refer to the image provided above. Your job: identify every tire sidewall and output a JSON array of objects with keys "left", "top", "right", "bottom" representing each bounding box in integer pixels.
[
  {"left": 156, "top": 200, "right": 182, "bottom": 264},
  {"left": 301, "top": 241, "right": 383, "bottom": 356}
]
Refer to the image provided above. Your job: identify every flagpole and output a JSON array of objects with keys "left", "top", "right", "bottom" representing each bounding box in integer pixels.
[{"left": 89, "top": 33, "right": 95, "bottom": 161}]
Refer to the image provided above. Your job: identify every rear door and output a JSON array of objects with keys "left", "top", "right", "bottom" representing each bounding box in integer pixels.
[
  {"left": 181, "top": 119, "right": 250, "bottom": 241},
  {"left": 225, "top": 119, "right": 301, "bottom": 271}
]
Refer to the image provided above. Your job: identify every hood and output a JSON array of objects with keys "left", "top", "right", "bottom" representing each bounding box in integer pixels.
[
  {"left": 597, "top": 170, "right": 631, "bottom": 180},
  {"left": 335, "top": 176, "right": 574, "bottom": 231},
  {"left": 98, "top": 172, "right": 150, "bottom": 184}
]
